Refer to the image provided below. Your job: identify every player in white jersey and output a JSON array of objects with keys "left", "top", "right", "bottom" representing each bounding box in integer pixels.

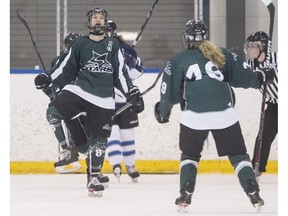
[{"left": 105, "top": 20, "right": 144, "bottom": 183}]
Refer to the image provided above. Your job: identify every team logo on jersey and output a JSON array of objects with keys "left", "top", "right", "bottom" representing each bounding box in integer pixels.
[
  {"left": 102, "top": 123, "right": 112, "bottom": 131},
  {"left": 230, "top": 51, "right": 238, "bottom": 61},
  {"left": 84, "top": 51, "right": 113, "bottom": 73}
]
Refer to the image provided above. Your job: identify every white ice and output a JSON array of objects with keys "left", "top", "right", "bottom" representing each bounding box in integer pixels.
[{"left": 10, "top": 173, "right": 278, "bottom": 216}]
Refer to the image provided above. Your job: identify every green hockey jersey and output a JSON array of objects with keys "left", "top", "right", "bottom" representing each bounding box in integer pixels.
[
  {"left": 47, "top": 36, "right": 131, "bottom": 109},
  {"left": 159, "top": 47, "right": 262, "bottom": 130}
]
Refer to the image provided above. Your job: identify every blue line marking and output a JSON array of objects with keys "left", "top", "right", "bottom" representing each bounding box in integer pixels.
[{"left": 10, "top": 68, "right": 161, "bottom": 74}]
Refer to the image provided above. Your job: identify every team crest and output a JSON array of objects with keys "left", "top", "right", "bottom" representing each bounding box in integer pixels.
[{"left": 84, "top": 51, "right": 113, "bottom": 73}]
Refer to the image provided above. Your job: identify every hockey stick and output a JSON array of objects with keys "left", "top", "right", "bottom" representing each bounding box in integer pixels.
[
  {"left": 17, "top": 9, "right": 47, "bottom": 72},
  {"left": 17, "top": 10, "right": 61, "bottom": 157},
  {"left": 112, "top": 67, "right": 164, "bottom": 119},
  {"left": 132, "top": 0, "right": 160, "bottom": 48},
  {"left": 112, "top": 0, "right": 161, "bottom": 119},
  {"left": 254, "top": 0, "right": 275, "bottom": 176}
]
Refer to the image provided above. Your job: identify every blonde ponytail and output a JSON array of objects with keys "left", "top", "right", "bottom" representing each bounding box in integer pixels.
[{"left": 198, "top": 40, "right": 225, "bottom": 69}]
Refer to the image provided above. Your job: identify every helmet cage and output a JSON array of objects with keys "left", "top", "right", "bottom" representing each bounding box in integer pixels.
[{"left": 85, "top": 8, "right": 109, "bottom": 34}]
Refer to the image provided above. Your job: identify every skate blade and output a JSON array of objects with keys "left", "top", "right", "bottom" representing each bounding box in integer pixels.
[
  {"left": 131, "top": 177, "right": 138, "bottom": 183},
  {"left": 55, "top": 161, "right": 82, "bottom": 174},
  {"left": 114, "top": 167, "right": 121, "bottom": 183},
  {"left": 176, "top": 204, "right": 189, "bottom": 213},
  {"left": 254, "top": 203, "right": 262, "bottom": 213},
  {"left": 116, "top": 175, "right": 121, "bottom": 183},
  {"left": 88, "top": 190, "right": 103, "bottom": 198}
]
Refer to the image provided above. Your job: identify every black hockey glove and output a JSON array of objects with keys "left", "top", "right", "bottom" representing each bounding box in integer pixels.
[
  {"left": 132, "top": 97, "right": 145, "bottom": 114},
  {"left": 154, "top": 102, "right": 169, "bottom": 124},
  {"left": 257, "top": 67, "right": 275, "bottom": 85},
  {"left": 34, "top": 73, "right": 52, "bottom": 90},
  {"left": 128, "top": 85, "right": 141, "bottom": 105}
]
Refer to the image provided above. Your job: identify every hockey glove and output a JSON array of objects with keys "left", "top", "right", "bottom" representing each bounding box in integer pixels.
[
  {"left": 128, "top": 85, "right": 141, "bottom": 105},
  {"left": 132, "top": 97, "right": 145, "bottom": 114},
  {"left": 257, "top": 67, "right": 275, "bottom": 85},
  {"left": 34, "top": 73, "right": 52, "bottom": 90},
  {"left": 154, "top": 102, "right": 169, "bottom": 124}
]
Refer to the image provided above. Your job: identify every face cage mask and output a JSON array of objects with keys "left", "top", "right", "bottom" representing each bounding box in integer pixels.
[{"left": 87, "top": 9, "right": 108, "bottom": 34}]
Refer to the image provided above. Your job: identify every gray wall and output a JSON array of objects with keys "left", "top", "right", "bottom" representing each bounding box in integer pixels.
[
  {"left": 10, "top": 0, "right": 278, "bottom": 69},
  {"left": 10, "top": 0, "right": 194, "bottom": 69}
]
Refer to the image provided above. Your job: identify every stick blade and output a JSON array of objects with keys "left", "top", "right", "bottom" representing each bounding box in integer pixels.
[{"left": 16, "top": 9, "right": 24, "bottom": 21}]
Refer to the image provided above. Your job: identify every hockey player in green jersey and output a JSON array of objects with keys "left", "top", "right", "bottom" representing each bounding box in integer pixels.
[
  {"left": 34, "top": 8, "right": 142, "bottom": 197},
  {"left": 154, "top": 19, "right": 274, "bottom": 212}
]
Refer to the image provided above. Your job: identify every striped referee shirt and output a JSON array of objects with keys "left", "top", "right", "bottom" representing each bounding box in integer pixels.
[{"left": 248, "top": 52, "right": 278, "bottom": 104}]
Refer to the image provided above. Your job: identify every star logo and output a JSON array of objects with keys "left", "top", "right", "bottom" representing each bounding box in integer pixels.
[{"left": 84, "top": 51, "right": 113, "bottom": 73}]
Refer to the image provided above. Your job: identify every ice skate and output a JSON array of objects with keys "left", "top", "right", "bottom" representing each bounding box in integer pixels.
[
  {"left": 126, "top": 165, "right": 140, "bottom": 183},
  {"left": 247, "top": 190, "right": 264, "bottom": 212},
  {"left": 87, "top": 173, "right": 109, "bottom": 188},
  {"left": 96, "top": 173, "right": 110, "bottom": 188},
  {"left": 113, "top": 164, "right": 122, "bottom": 183},
  {"left": 54, "top": 147, "right": 81, "bottom": 173},
  {"left": 87, "top": 176, "right": 104, "bottom": 197},
  {"left": 175, "top": 191, "right": 192, "bottom": 213}
]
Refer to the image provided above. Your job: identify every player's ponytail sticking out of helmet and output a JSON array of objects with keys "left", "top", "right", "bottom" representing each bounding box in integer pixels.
[
  {"left": 183, "top": 19, "right": 225, "bottom": 69},
  {"left": 244, "top": 31, "right": 269, "bottom": 60},
  {"left": 106, "top": 20, "right": 117, "bottom": 38},
  {"left": 85, "top": 7, "right": 109, "bottom": 35}
]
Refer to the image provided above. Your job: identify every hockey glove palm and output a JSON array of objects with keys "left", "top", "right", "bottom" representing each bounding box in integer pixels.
[
  {"left": 257, "top": 67, "right": 275, "bottom": 85},
  {"left": 154, "top": 102, "right": 169, "bottom": 124},
  {"left": 34, "top": 73, "right": 52, "bottom": 89}
]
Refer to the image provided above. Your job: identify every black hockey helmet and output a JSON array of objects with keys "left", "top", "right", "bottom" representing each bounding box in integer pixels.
[
  {"left": 106, "top": 19, "right": 117, "bottom": 37},
  {"left": 85, "top": 8, "right": 109, "bottom": 35},
  {"left": 244, "top": 31, "right": 269, "bottom": 54},
  {"left": 64, "top": 32, "right": 83, "bottom": 48},
  {"left": 183, "top": 19, "right": 208, "bottom": 47}
]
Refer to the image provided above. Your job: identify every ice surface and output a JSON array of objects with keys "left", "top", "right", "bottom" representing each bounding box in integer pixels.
[{"left": 10, "top": 173, "right": 278, "bottom": 216}]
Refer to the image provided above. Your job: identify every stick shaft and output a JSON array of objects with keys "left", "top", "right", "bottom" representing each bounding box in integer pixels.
[
  {"left": 132, "top": 0, "right": 159, "bottom": 48},
  {"left": 17, "top": 9, "right": 47, "bottom": 72},
  {"left": 254, "top": 0, "right": 275, "bottom": 174}
]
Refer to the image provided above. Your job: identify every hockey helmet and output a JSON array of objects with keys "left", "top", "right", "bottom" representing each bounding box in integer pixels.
[
  {"left": 64, "top": 32, "right": 83, "bottom": 48},
  {"left": 244, "top": 31, "right": 269, "bottom": 54},
  {"left": 183, "top": 19, "right": 208, "bottom": 47},
  {"left": 106, "top": 19, "right": 117, "bottom": 37},
  {"left": 85, "top": 8, "right": 109, "bottom": 35}
]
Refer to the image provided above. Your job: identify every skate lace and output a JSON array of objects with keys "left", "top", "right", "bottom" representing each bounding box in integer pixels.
[
  {"left": 59, "top": 149, "right": 71, "bottom": 161},
  {"left": 126, "top": 166, "right": 137, "bottom": 174},
  {"left": 87, "top": 177, "right": 100, "bottom": 187}
]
